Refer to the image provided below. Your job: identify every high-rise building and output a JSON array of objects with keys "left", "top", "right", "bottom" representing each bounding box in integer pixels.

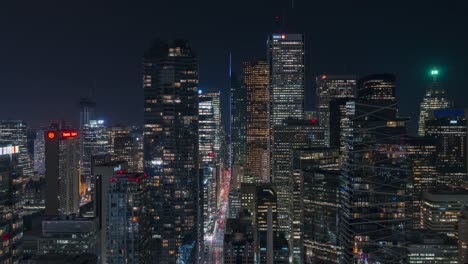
[
  {"left": 244, "top": 60, "right": 270, "bottom": 183},
  {"left": 223, "top": 217, "right": 255, "bottom": 264},
  {"left": 406, "top": 137, "right": 438, "bottom": 229},
  {"left": 0, "top": 120, "right": 33, "bottom": 179},
  {"left": 418, "top": 68, "right": 451, "bottom": 136},
  {"left": 0, "top": 145, "right": 23, "bottom": 262},
  {"left": 459, "top": 207, "right": 468, "bottom": 264},
  {"left": 425, "top": 109, "right": 467, "bottom": 186},
  {"left": 267, "top": 34, "right": 305, "bottom": 126},
  {"left": 407, "top": 230, "right": 458, "bottom": 264},
  {"left": 421, "top": 188, "right": 468, "bottom": 237},
  {"left": 106, "top": 172, "right": 149, "bottom": 263},
  {"left": 108, "top": 126, "right": 143, "bottom": 173},
  {"left": 33, "top": 129, "right": 46, "bottom": 175},
  {"left": 44, "top": 129, "right": 80, "bottom": 216},
  {"left": 329, "top": 98, "right": 356, "bottom": 166},
  {"left": 38, "top": 216, "right": 98, "bottom": 256},
  {"left": 316, "top": 75, "right": 356, "bottom": 146},
  {"left": 303, "top": 168, "right": 341, "bottom": 264},
  {"left": 143, "top": 40, "right": 199, "bottom": 263},
  {"left": 340, "top": 74, "right": 410, "bottom": 263},
  {"left": 271, "top": 118, "right": 323, "bottom": 262},
  {"left": 230, "top": 71, "right": 247, "bottom": 167},
  {"left": 82, "top": 120, "right": 110, "bottom": 199},
  {"left": 198, "top": 91, "right": 221, "bottom": 240}
]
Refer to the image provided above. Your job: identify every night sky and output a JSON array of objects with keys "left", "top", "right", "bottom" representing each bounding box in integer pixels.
[{"left": 1, "top": 0, "right": 467, "bottom": 134}]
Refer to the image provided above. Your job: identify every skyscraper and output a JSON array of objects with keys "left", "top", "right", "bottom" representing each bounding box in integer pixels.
[
  {"left": 425, "top": 109, "right": 467, "bottom": 186},
  {"left": 198, "top": 91, "right": 221, "bottom": 240},
  {"left": 108, "top": 126, "right": 144, "bottom": 173},
  {"left": 230, "top": 71, "right": 247, "bottom": 167},
  {"left": 143, "top": 40, "right": 199, "bottom": 263},
  {"left": 244, "top": 59, "right": 270, "bottom": 183},
  {"left": 0, "top": 120, "right": 33, "bottom": 180},
  {"left": 418, "top": 68, "right": 451, "bottom": 136},
  {"left": 107, "top": 172, "right": 149, "bottom": 263},
  {"left": 33, "top": 129, "right": 46, "bottom": 175},
  {"left": 316, "top": 75, "right": 356, "bottom": 146},
  {"left": 0, "top": 145, "right": 23, "bottom": 262},
  {"left": 340, "top": 74, "right": 410, "bottom": 263},
  {"left": 267, "top": 34, "right": 305, "bottom": 126},
  {"left": 44, "top": 129, "right": 80, "bottom": 216}
]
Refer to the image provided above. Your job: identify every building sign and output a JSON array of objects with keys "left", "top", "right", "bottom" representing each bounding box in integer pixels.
[{"left": 0, "top": 146, "right": 19, "bottom": 155}]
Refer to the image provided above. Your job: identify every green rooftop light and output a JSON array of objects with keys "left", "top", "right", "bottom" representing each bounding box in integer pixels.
[{"left": 431, "top": 69, "right": 439, "bottom": 75}]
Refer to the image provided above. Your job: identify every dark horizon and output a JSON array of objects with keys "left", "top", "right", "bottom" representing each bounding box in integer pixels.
[{"left": 1, "top": 0, "right": 467, "bottom": 133}]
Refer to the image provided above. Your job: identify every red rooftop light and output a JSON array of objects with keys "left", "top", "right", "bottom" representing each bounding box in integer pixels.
[{"left": 310, "top": 119, "right": 317, "bottom": 124}]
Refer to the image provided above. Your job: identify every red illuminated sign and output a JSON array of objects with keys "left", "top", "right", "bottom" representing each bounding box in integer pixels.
[
  {"left": 47, "top": 132, "right": 56, "bottom": 139},
  {"left": 310, "top": 119, "right": 317, "bottom": 124},
  {"left": 61, "top": 131, "right": 78, "bottom": 138}
]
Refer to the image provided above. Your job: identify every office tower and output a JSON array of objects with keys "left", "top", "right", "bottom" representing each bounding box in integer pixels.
[
  {"left": 425, "top": 109, "right": 467, "bottom": 186},
  {"left": 304, "top": 111, "right": 319, "bottom": 121},
  {"left": 227, "top": 188, "right": 241, "bottom": 219},
  {"left": 29, "top": 253, "right": 97, "bottom": 263},
  {"left": 34, "top": 129, "right": 46, "bottom": 175},
  {"left": 267, "top": 34, "right": 305, "bottom": 126},
  {"left": 418, "top": 68, "right": 451, "bottom": 136},
  {"left": 107, "top": 172, "right": 148, "bottom": 263},
  {"left": 271, "top": 119, "right": 323, "bottom": 262},
  {"left": 244, "top": 60, "right": 270, "bottom": 183},
  {"left": 24, "top": 176, "right": 46, "bottom": 211},
  {"left": 406, "top": 137, "right": 438, "bottom": 229},
  {"left": 302, "top": 168, "right": 341, "bottom": 263},
  {"left": 38, "top": 216, "right": 98, "bottom": 256},
  {"left": 198, "top": 91, "right": 221, "bottom": 239},
  {"left": 293, "top": 148, "right": 340, "bottom": 172},
  {"left": 82, "top": 120, "right": 110, "bottom": 198},
  {"left": 0, "top": 120, "right": 33, "bottom": 179},
  {"left": 406, "top": 230, "right": 458, "bottom": 264},
  {"left": 45, "top": 129, "right": 80, "bottom": 216},
  {"left": 240, "top": 183, "right": 257, "bottom": 218},
  {"left": 223, "top": 218, "right": 255, "bottom": 264},
  {"left": 459, "top": 207, "right": 468, "bottom": 264},
  {"left": 316, "top": 75, "right": 356, "bottom": 146},
  {"left": 108, "top": 126, "right": 143, "bottom": 173},
  {"left": 421, "top": 188, "right": 468, "bottom": 237},
  {"left": 329, "top": 99, "right": 355, "bottom": 166},
  {"left": 340, "top": 74, "right": 410, "bottom": 263},
  {"left": 143, "top": 40, "right": 199, "bottom": 263},
  {"left": 0, "top": 145, "right": 23, "bottom": 262},
  {"left": 230, "top": 71, "right": 247, "bottom": 167}
]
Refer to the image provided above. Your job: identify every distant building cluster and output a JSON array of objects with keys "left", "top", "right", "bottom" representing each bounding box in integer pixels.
[{"left": 0, "top": 33, "right": 468, "bottom": 264}]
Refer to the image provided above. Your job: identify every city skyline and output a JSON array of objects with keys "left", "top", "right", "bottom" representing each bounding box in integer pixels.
[{"left": 1, "top": 1, "right": 468, "bottom": 133}]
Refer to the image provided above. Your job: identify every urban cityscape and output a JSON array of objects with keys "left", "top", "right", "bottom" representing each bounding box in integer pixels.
[{"left": 1, "top": 1, "right": 468, "bottom": 264}]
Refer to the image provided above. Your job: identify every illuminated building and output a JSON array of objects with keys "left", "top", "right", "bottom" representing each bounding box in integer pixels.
[
  {"left": 271, "top": 118, "right": 324, "bottom": 263},
  {"left": 38, "top": 216, "right": 97, "bottom": 256},
  {"left": 340, "top": 74, "right": 410, "bottom": 263},
  {"left": 0, "top": 145, "right": 23, "bottom": 262},
  {"left": 33, "top": 129, "right": 46, "bottom": 175},
  {"left": 45, "top": 129, "right": 80, "bottom": 216},
  {"left": 198, "top": 91, "right": 221, "bottom": 239},
  {"left": 223, "top": 217, "right": 255, "bottom": 264},
  {"left": 418, "top": 68, "right": 451, "bottom": 136},
  {"left": 267, "top": 34, "right": 305, "bottom": 126},
  {"left": 424, "top": 109, "right": 467, "bottom": 186},
  {"left": 421, "top": 188, "right": 468, "bottom": 237},
  {"left": 244, "top": 59, "right": 270, "bottom": 183},
  {"left": 143, "top": 40, "right": 199, "bottom": 263},
  {"left": 302, "top": 169, "right": 341, "bottom": 263},
  {"left": 316, "top": 75, "right": 356, "bottom": 147},
  {"left": 406, "top": 137, "right": 438, "bottom": 229},
  {"left": 329, "top": 98, "right": 355, "bottom": 166},
  {"left": 106, "top": 172, "right": 149, "bottom": 263},
  {"left": 0, "top": 120, "right": 33, "bottom": 179},
  {"left": 230, "top": 71, "right": 247, "bottom": 168},
  {"left": 108, "top": 126, "right": 143, "bottom": 173},
  {"left": 407, "top": 230, "right": 458, "bottom": 264},
  {"left": 82, "top": 120, "right": 110, "bottom": 198},
  {"left": 357, "top": 73, "right": 396, "bottom": 101},
  {"left": 459, "top": 207, "right": 468, "bottom": 264}
]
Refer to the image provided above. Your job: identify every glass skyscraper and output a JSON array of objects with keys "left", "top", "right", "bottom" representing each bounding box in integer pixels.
[
  {"left": 244, "top": 59, "right": 270, "bottom": 183},
  {"left": 143, "top": 40, "right": 200, "bottom": 263},
  {"left": 418, "top": 69, "right": 451, "bottom": 136},
  {"left": 267, "top": 34, "right": 305, "bottom": 126}
]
